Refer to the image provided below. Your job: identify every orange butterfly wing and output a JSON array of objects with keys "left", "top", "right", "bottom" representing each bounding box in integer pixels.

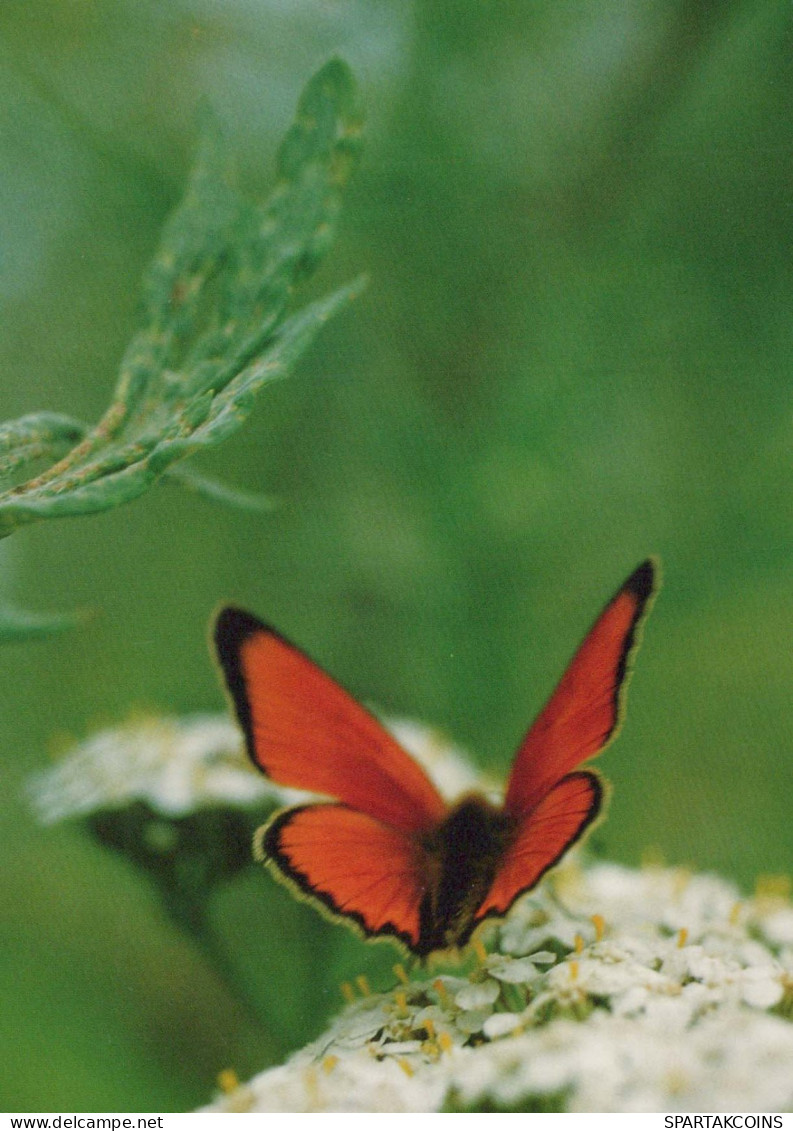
[
  {"left": 504, "top": 559, "right": 657, "bottom": 818},
  {"left": 473, "top": 771, "right": 603, "bottom": 926},
  {"left": 214, "top": 608, "right": 447, "bottom": 834},
  {"left": 260, "top": 804, "right": 430, "bottom": 953}
]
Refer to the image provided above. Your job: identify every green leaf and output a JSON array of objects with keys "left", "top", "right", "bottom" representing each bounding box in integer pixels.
[
  {"left": 0, "top": 58, "right": 363, "bottom": 540},
  {"left": 0, "top": 603, "right": 86, "bottom": 643},
  {"left": 0, "top": 413, "right": 87, "bottom": 481}
]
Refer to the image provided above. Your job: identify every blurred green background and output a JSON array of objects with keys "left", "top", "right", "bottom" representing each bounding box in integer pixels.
[{"left": 2, "top": 0, "right": 792, "bottom": 1112}]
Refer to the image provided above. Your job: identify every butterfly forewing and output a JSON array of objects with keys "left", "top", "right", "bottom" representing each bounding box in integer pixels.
[
  {"left": 215, "top": 608, "right": 447, "bottom": 834},
  {"left": 504, "top": 560, "right": 656, "bottom": 818}
]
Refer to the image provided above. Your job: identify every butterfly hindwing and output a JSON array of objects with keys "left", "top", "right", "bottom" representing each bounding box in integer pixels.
[
  {"left": 504, "top": 559, "right": 657, "bottom": 818},
  {"left": 473, "top": 770, "right": 603, "bottom": 927},
  {"left": 260, "top": 803, "right": 430, "bottom": 953},
  {"left": 214, "top": 608, "right": 447, "bottom": 834}
]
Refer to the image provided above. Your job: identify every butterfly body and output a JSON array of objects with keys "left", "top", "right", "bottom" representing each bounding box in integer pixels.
[
  {"left": 214, "top": 559, "right": 656, "bottom": 958},
  {"left": 420, "top": 794, "right": 516, "bottom": 953}
]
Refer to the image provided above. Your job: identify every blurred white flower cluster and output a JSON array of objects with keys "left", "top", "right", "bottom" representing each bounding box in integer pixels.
[
  {"left": 27, "top": 714, "right": 281, "bottom": 821},
  {"left": 26, "top": 713, "right": 481, "bottom": 822},
  {"left": 205, "top": 862, "right": 793, "bottom": 1113}
]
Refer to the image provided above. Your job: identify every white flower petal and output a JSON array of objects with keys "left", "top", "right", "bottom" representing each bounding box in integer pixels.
[
  {"left": 456, "top": 1007, "right": 494, "bottom": 1034},
  {"left": 527, "top": 950, "right": 557, "bottom": 965},
  {"left": 454, "top": 979, "right": 500, "bottom": 1010},
  {"left": 487, "top": 956, "right": 540, "bottom": 984},
  {"left": 482, "top": 1012, "right": 522, "bottom": 1039}
]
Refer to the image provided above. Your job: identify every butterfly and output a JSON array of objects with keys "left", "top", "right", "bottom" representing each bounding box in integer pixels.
[{"left": 213, "top": 559, "right": 656, "bottom": 958}]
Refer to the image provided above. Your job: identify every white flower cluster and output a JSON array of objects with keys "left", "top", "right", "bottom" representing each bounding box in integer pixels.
[
  {"left": 27, "top": 714, "right": 284, "bottom": 821},
  {"left": 204, "top": 862, "right": 793, "bottom": 1113},
  {"left": 26, "top": 714, "right": 481, "bottom": 821}
]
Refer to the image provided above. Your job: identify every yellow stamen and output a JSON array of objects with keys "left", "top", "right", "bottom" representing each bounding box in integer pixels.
[
  {"left": 393, "top": 963, "right": 410, "bottom": 985},
  {"left": 217, "top": 1069, "right": 239, "bottom": 1094},
  {"left": 356, "top": 974, "right": 372, "bottom": 997},
  {"left": 341, "top": 981, "right": 356, "bottom": 1004},
  {"left": 472, "top": 938, "right": 488, "bottom": 965},
  {"left": 438, "top": 1031, "right": 454, "bottom": 1053},
  {"left": 729, "top": 901, "right": 742, "bottom": 926},
  {"left": 322, "top": 1056, "right": 338, "bottom": 1074},
  {"left": 569, "top": 960, "right": 579, "bottom": 981},
  {"left": 591, "top": 913, "right": 605, "bottom": 941},
  {"left": 397, "top": 1057, "right": 414, "bottom": 1078},
  {"left": 433, "top": 978, "right": 450, "bottom": 1005},
  {"left": 574, "top": 933, "right": 585, "bottom": 954},
  {"left": 424, "top": 1017, "right": 436, "bottom": 1038},
  {"left": 676, "top": 927, "right": 688, "bottom": 949},
  {"left": 393, "top": 990, "right": 408, "bottom": 1015}
]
